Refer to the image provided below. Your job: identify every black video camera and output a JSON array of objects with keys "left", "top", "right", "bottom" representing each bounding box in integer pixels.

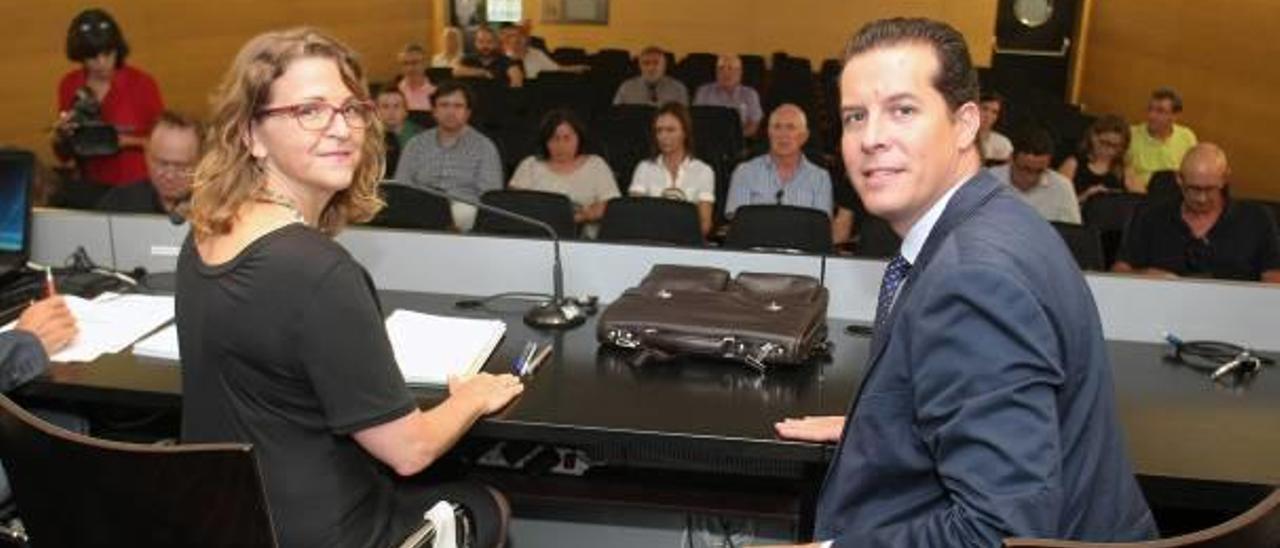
[{"left": 61, "top": 87, "right": 119, "bottom": 158}]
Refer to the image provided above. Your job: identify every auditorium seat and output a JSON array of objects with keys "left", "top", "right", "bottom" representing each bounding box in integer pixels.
[
  {"left": 1051, "top": 221, "right": 1106, "bottom": 271},
  {"left": 1005, "top": 486, "right": 1280, "bottom": 547},
  {"left": 1081, "top": 192, "right": 1147, "bottom": 268},
  {"left": 598, "top": 197, "right": 703, "bottom": 246},
  {"left": 593, "top": 105, "right": 657, "bottom": 191},
  {"left": 552, "top": 47, "right": 588, "bottom": 65},
  {"left": 725, "top": 204, "right": 832, "bottom": 254},
  {"left": 1147, "top": 170, "right": 1180, "bottom": 204},
  {"left": 369, "top": 184, "right": 453, "bottom": 231},
  {"left": 854, "top": 214, "right": 902, "bottom": 259},
  {"left": 474, "top": 189, "right": 577, "bottom": 239},
  {"left": 0, "top": 394, "right": 278, "bottom": 547},
  {"left": 675, "top": 52, "right": 718, "bottom": 93},
  {"left": 739, "top": 54, "right": 767, "bottom": 91}
]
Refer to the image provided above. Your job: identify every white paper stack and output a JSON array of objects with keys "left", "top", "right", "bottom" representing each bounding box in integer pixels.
[
  {"left": 132, "top": 324, "right": 180, "bottom": 361},
  {"left": 384, "top": 309, "right": 506, "bottom": 386},
  {"left": 0, "top": 292, "right": 177, "bottom": 363}
]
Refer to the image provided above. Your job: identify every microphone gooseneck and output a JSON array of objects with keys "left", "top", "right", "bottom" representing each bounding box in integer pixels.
[{"left": 383, "top": 179, "right": 586, "bottom": 329}]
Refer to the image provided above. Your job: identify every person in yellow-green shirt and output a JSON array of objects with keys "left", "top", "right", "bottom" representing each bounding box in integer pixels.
[{"left": 1127, "top": 87, "right": 1197, "bottom": 189}]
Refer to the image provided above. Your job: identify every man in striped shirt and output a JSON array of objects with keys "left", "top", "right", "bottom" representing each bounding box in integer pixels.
[{"left": 393, "top": 80, "right": 503, "bottom": 231}]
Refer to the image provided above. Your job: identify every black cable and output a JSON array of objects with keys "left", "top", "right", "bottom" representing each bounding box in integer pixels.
[{"left": 1164, "top": 333, "right": 1274, "bottom": 377}]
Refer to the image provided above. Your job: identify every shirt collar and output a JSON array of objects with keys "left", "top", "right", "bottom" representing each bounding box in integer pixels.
[{"left": 900, "top": 176, "right": 968, "bottom": 264}]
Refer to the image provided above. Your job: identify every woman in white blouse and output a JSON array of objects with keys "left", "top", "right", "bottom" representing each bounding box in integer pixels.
[
  {"left": 508, "top": 109, "right": 619, "bottom": 235},
  {"left": 431, "top": 27, "right": 464, "bottom": 69},
  {"left": 628, "top": 102, "right": 716, "bottom": 236}
]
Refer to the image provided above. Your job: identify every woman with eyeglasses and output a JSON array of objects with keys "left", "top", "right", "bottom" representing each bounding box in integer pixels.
[
  {"left": 178, "top": 28, "right": 521, "bottom": 548},
  {"left": 54, "top": 8, "right": 164, "bottom": 203},
  {"left": 1057, "top": 114, "right": 1141, "bottom": 203}
]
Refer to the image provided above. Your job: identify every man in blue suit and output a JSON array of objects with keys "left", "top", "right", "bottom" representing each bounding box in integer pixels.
[{"left": 773, "top": 18, "right": 1158, "bottom": 547}]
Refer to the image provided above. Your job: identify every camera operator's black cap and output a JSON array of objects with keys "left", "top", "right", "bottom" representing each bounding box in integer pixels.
[{"left": 65, "top": 8, "right": 129, "bottom": 65}]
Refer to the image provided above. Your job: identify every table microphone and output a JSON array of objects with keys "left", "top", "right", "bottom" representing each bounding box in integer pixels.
[{"left": 383, "top": 180, "right": 587, "bottom": 329}]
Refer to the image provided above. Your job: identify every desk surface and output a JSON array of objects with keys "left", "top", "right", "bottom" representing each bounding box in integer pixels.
[{"left": 18, "top": 290, "right": 1280, "bottom": 488}]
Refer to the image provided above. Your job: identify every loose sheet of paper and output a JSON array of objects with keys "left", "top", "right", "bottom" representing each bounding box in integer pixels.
[
  {"left": 0, "top": 292, "right": 176, "bottom": 363},
  {"left": 385, "top": 309, "right": 506, "bottom": 386},
  {"left": 131, "top": 323, "right": 180, "bottom": 361}
]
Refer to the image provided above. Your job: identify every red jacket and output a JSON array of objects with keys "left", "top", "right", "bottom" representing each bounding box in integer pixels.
[{"left": 57, "top": 64, "right": 164, "bottom": 186}]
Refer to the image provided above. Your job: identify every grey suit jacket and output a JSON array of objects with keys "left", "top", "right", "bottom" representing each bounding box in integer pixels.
[{"left": 814, "top": 171, "right": 1157, "bottom": 547}]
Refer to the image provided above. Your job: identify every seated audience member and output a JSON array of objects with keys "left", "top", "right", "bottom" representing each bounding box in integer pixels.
[
  {"left": 394, "top": 80, "right": 503, "bottom": 231},
  {"left": 499, "top": 24, "right": 587, "bottom": 79},
  {"left": 96, "top": 110, "right": 201, "bottom": 218},
  {"left": 1058, "top": 114, "right": 1140, "bottom": 202},
  {"left": 1114, "top": 143, "right": 1280, "bottom": 282},
  {"left": 693, "top": 54, "right": 764, "bottom": 137},
  {"left": 454, "top": 26, "right": 524, "bottom": 88},
  {"left": 0, "top": 297, "right": 80, "bottom": 503},
  {"left": 613, "top": 46, "right": 689, "bottom": 107},
  {"left": 509, "top": 109, "right": 619, "bottom": 235},
  {"left": 431, "top": 26, "right": 464, "bottom": 69},
  {"left": 1128, "top": 87, "right": 1197, "bottom": 188},
  {"left": 628, "top": 102, "right": 716, "bottom": 236},
  {"left": 724, "top": 104, "right": 832, "bottom": 219},
  {"left": 395, "top": 43, "right": 435, "bottom": 112},
  {"left": 989, "top": 128, "right": 1081, "bottom": 224},
  {"left": 180, "top": 28, "right": 521, "bottom": 548},
  {"left": 374, "top": 88, "right": 423, "bottom": 172},
  {"left": 54, "top": 8, "right": 165, "bottom": 204},
  {"left": 978, "top": 91, "right": 1012, "bottom": 164}
]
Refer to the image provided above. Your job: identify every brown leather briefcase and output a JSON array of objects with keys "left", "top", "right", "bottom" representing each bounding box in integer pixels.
[{"left": 597, "top": 265, "right": 830, "bottom": 372}]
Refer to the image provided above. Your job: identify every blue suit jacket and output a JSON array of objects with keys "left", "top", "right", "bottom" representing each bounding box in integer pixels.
[{"left": 814, "top": 172, "right": 1157, "bottom": 547}]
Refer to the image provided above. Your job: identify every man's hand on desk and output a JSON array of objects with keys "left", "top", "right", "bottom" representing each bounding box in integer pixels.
[
  {"left": 16, "top": 296, "right": 78, "bottom": 356},
  {"left": 448, "top": 373, "right": 524, "bottom": 414},
  {"left": 774, "top": 415, "right": 845, "bottom": 443}
]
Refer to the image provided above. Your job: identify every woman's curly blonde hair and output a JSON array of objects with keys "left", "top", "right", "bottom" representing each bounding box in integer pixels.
[{"left": 189, "top": 27, "right": 384, "bottom": 239}]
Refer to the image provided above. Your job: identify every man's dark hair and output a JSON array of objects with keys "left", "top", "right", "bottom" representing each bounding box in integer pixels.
[
  {"left": 1150, "top": 87, "right": 1183, "bottom": 113},
  {"left": 534, "top": 108, "right": 590, "bottom": 160},
  {"left": 430, "top": 80, "right": 475, "bottom": 110},
  {"left": 66, "top": 8, "right": 129, "bottom": 65},
  {"left": 842, "top": 17, "right": 979, "bottom": 112},
  {"left": 1012, "top": 127, "right": 1056, "bottom": 157},
  {"left": 979, "top": 90, "right": 1004, "bottom": 105}
]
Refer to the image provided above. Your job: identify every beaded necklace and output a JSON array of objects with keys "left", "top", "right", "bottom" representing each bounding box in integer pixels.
[{"left": 254, "top": 187, "right": 306, "bottom": 225}]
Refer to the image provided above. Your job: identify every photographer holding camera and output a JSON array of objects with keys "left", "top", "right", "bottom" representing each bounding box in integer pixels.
[{"left": 54, "top": 8, "right": 164, "bottom": 207}]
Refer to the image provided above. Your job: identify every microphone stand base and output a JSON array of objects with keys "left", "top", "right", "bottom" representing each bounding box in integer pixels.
[{"left": 524, "top": 301, "right": 586, "bottom": 329}]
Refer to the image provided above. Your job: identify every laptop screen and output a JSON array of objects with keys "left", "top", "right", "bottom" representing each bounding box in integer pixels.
[{"left": 0, "top": 150, "right": 33, "bottom": 260}]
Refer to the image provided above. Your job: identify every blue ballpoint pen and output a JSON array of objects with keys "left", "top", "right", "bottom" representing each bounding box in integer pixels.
[{"left": 513, "top": 341, "right": 537, "bottom": 375}]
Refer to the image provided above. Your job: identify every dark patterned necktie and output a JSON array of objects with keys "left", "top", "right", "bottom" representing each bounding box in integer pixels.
[{"left": 873, "top": 255, "right": 911, "bottom": 332}]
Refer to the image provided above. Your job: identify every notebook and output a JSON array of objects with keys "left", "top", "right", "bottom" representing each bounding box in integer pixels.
[{"left": 385, "top": 309, "right": 506, "bottom": 386}]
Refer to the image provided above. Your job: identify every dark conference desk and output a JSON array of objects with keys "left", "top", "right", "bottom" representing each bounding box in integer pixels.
[{"left": 16, "top": 290, "right": 1280, "bottom": 529}]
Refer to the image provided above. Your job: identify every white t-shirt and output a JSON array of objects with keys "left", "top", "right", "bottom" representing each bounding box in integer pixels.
[
  {"left": 507, "top": 155, "right": 619, "bottom": 209},
  {"left": 521, "top": 49, "right": 562, "bottom": 79},
  {"left": 628, "top": 156, "right": 716, "bottom": 203},
  {"left": 982, "top": 131, "right": 1013, "bottom": 163},
  {"left": 988, "top": 164, "right": 1081, "bottom": 224}
]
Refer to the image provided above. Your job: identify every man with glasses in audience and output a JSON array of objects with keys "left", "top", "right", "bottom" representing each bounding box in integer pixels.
[
  {"left": 1127, "top": 87, "right": 1197, "bottom": 188},
  {"left": 694, "top": 54, "right": 764, "bottom": 137},
  {"left": 393, "top": 81, "right": 503, "bottom": 232},
  {"left": 613, "top": 46, "right": 689, "bottom": 106},
  {"left": 724, "top": 104, "right": 832, "bottom": 219},
  {"left": 395, "top": 44, "right": 435, "bottom": 112},
  {"left": 96, "top": 110, "right": 201, "bottom": 219},
  {"left": 988, "top": 128, "right": 1081, "bottom": 224},
  {"left": 1114, "top": 143, "right": 1280, "bottom": 282}
]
